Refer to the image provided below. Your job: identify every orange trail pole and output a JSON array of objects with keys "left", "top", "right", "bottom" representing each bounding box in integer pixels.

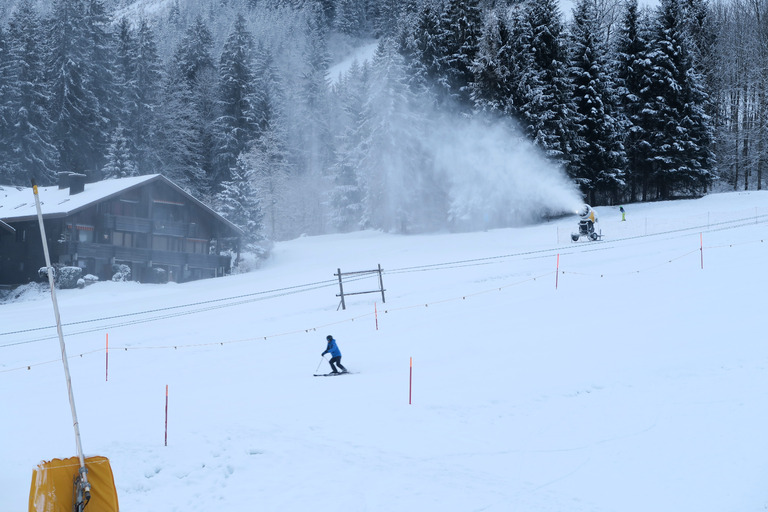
[
  {"left": 555, "top": 253, "right": 560, "bottom": 289},
  {"left": 409, "top": 357, "right": 413, "bottom": 405},
  {"left": 375, "top": 302, "right": 379, "bottom": 330},
  {"left": 700, "top": 233, "right": 704, "bottom": 269},
  {"left": 106, "top": 333, "right": 109, "bottom": 382},
  {"left": 164, "top": 385, "right": 169, "bottom": 447}
]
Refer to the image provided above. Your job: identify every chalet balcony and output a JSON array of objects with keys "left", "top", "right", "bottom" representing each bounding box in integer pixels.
[
  {"left": 102, "top": 214, "right": 153, "bottom": 233},
  {"left": 61, "top": 242, "right": 228, "bottom": 270},
  {"left": 101, "top": 215, "right": 189, "bottom": 237},
  {"left": 153, "top": 220, "right": 188, "bottom": 237}
]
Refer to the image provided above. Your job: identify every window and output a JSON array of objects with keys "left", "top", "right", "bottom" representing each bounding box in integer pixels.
[
  {"left": 113, "top": 232, "right": 134, "bottom": 247},
  {"left": 152, "top": 235, "right": 183, "bottom": 252},
  {"left": 186, "top": 239, "right": 208, "bottom": 254},
  {"left": 77, "top": 225, "right": 94, "bottom": 243}
]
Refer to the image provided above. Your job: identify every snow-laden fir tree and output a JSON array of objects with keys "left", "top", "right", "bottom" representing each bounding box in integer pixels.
[
  {"left": 645, "top": 0, "right": 713, "bottom": 199},
  {"left": 358, "top": 38, "right": 442, "bottom": 233},
  {"left": 470, "top": 8, "right": 517, "bottom": 116},
  {"left": 102, "top": 125, "right": 138, "bottom": 179},
  {"left": 334, "top": 0, "right": 366, "bottom": 37},
  {"left": 568, "top": 0, "right": 626, "bottom": 204},
  {"left": 436, "top": 0, "right": 483, "bottom": 110},
  {"left": 0, "top": 24, "right": 9, "bottom": 184},
  {"left": 3, "top": 0, "right": 59, "bottom": 186},
  {"left": 519, "top": 0, "right": 578, "bottom": 171},
  {"left": 329, "top": 59, "right": 369, "bottom": 232},
  {"left": 83, "top": 0, "right": 115, "bottom": 162},
  {"left": 288, "top": 3, "right": 333, "bottom": 236},
  {"left": 245, "top": 43, "right": 292, "bottom": 240},
  {"left": 213, "top": 13, "right": 256, "bottom": 187},
  {"left": 173, "top": 15, "right": 218, "bottom": 193},
  {"left": 399, "top": 2, "right": 443, "bottom": 107},
  {"left": 155, "top": 68, "right": 207, "bottom": 195},
  {"left": 47, "top": 0, "right": 108, "bottom": 178},
  {"left": 615, "top": 0, "right": 654, "bottom": 201},
  {"left": 131, "top": 19, "right": 164, "bottom": 176},
  {"left": 214, "top": 162, "right": 264, "bottom": 249}
]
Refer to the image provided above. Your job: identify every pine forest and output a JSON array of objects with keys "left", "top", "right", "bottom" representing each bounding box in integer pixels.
[{"left": 0, "top": 0, "right": 764, "bottom": 243}]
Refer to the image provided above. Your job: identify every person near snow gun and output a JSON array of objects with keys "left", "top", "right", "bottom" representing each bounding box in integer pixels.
[{"left": 571, "top": 204, "right": 602, "bottom": 241}]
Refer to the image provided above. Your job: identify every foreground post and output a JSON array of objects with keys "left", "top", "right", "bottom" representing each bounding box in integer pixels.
[{"left": 31, "top": 179, "right": 91, "bottom": 502}]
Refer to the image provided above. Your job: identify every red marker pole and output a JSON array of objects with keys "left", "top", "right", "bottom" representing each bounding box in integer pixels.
[
  {"left": 409, "top": 357, "right": 413, "bottom": 405},
  {"left": 105, "top": 333, "right": 109, "bottom": 382},
  {"left": 555, "top": 254, "right": 560, "bottom": 289},
  {"left": 375, "top": 302, "right": 379, "bottom": 330},
  {"left": 700, "top": 233, "right": 704, "bottom": 269},
  {"left": 164, "top": 385, "right": 169, "bottom": 446}
]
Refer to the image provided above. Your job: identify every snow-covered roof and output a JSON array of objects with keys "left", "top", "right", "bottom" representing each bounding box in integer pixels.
[{"left": 0, "top": 174, "right": 242, "bottom": 235}]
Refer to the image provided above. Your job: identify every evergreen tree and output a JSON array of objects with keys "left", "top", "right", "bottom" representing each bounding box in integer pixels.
[
  {"left": 299, "top": 3, "right": 333, "bottom": 177},
  {"left": 174, "top": 15, "right": 215, "bottom": 85},
  {"left": 155, "top": 70, "right": 207, "bottom": 194},
  {"left": 470, "top": 9, "right": 517, "bottom": 115},
  {"left": 47, "top": 0, "right": 106, "bottom": 177},
  {"left": 400, "top": 2, "right": 443, "bottom": 105},
  {"left": 102, "top": 125, "right": 138, "bottom": 179},
  {"left": 645, "top": 0, "right": 713, "bottom": 198},
  {"left": 615, "top": 0, "right": 654, "bottom": 200},
  {"left": 214, "top": 163, "right": 264, "bottom": 247},
  {"left": 132, "top": 19, "right": 164, "bottom": 176},
  {"left": 248, "top": 43, "right": 292, "bottom": 240},
  {"left": 214, "top": 13, "right": 256, "bottom": 186},
  {"left": 0, "top": 24, "right": 12, "bottom": 184},
  {"left": 334, "top": 0, "right": 365, "bottom": 37},
  {"left": 436, "top": 0, "right": 483, "bottom": 110},
  {"left": 83, "top": 0, "right": 115, "bottom": 159},
  {"left": 329, "top": 60, "right": 369, "bottom": 231},
  {"left": 569, "top": 0, "right": 626, "bottom": 204},
  {"left": 358, "top": 38, "right": 441, "bottom": 233},
  {"left": 520, "top": 0, "right": 577, "bottom": 169},
  {"left": 4, "top": 0, "right": 59, "bottom": 186},
  {"left": 114, "top": 17, "right": 136, "bottom": 131},
  {"left": 172, "top": 15, "right": 218, "bottom": 193}
]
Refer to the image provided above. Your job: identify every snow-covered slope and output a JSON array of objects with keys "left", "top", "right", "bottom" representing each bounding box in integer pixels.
[{"left": 2, "top": 191, "right": 767, "bottom": 511}]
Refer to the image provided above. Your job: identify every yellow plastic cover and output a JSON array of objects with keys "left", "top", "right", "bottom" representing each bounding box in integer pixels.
[{"left": 29, "top": 455, "right": 119, "bottom": 512}]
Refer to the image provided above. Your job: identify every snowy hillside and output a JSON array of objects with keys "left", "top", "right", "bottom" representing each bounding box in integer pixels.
[{"left": 2, "top": 191, "right": 768, "bottom": 511}]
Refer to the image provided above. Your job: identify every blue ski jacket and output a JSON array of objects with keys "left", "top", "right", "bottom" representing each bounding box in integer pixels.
[{"left": 322, "top": 338, "right": 341, "bottom": 358}]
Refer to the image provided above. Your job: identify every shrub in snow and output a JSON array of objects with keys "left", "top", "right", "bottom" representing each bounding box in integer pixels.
[
  {"left": 58, "top": 266, "right": 83, "bottom": 289},
  {"left": 83, "top": 274, "right": 99, "bottom": 286},
  {"left": 112, "top": 264, "right": 132, "bottom": 282},
  {"left": 77, "top": 278, "right": 85, "bottom": 289}
]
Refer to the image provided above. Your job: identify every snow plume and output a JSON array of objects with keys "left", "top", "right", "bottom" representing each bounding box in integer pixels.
[{"left": 430, "top": 115, "right": 583, "bottom": 231}]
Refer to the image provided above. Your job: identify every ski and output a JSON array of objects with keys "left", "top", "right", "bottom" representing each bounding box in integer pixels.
[{"left": 313, "top": 371, "right": 355, "bottom": 377}]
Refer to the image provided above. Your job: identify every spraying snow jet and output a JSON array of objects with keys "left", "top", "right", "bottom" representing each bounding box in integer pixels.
[{"left": 430, "top": 115, "right": 583, "bottom": 231}]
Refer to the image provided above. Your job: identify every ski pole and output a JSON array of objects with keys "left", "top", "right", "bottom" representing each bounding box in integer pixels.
[{"left": 315, "top": 356, "right": 326, "bottom": 373}]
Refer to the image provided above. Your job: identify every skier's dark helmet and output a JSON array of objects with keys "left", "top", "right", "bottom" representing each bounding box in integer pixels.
[{"left": 326, "top": 335, "right": 333, "bottom": 341}]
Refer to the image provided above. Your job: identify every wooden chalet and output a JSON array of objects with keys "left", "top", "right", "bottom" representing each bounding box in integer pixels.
[{"left": 0, "top": 173, "right": 242, "bottom": 285}]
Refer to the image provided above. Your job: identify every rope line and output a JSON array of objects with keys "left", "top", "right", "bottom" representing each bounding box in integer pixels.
[
  {"left": 4, "top": 236, "right": 752, "bottom": 374},
  {"left": 2, "top": 216, "right": 766, "bottom": 362}
]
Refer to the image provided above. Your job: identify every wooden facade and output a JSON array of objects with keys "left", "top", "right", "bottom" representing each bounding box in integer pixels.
[{"left": 0, "top": 174, "right": 242, "bottom": 285}]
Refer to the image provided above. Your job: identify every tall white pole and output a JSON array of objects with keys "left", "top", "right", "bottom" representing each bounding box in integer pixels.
[{"left": 30, "top": 180, "right": 90, "bottom": 493}]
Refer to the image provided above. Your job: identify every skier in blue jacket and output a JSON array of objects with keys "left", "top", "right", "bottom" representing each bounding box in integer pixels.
[{"left": 321, "top": 335, "right": 347, "bottom": 374}]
